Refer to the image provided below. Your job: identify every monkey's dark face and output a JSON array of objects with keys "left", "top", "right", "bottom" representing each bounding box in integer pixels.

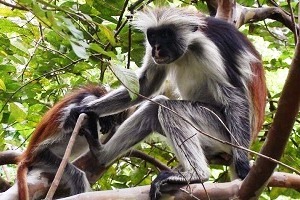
[{"left": 146, "top": 25, "right": 185, "bottom": 64}]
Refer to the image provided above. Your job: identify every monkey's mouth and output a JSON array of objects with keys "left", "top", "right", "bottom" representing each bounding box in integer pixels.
[{"left": 153, "top": 56, "right": 170, "bottom": 64}]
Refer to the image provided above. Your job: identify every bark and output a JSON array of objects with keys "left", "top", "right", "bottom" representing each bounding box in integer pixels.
[
  {"left": 205, "top": 0, "right": 298, "bottom": 33},
  {"left": 236, "top": 6, "right": 297, "bottom": 32},
  {"left": 1, "top": 171, "right": 299, "bottom": 200},
  {"left": 56, "top": 172, "right": 300, "bottom": 200},
  {"left": 238, "top": 37, "right": 300, "bottom": 199},
  {"left": 215, "top": 0, "right": 235, "bottom": 22}
]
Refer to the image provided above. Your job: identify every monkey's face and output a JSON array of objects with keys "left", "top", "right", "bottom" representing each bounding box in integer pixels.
[{"left": 146, "top": 25, "right": 186, "bottom": 65}]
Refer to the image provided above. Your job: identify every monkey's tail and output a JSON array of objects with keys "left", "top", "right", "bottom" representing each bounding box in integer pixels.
[{"left": 17, "top": 161, "right": 29, "bottom": 200}]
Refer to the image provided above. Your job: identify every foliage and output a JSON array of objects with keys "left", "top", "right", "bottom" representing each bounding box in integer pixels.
[{"left": 0, "top": 0, "right": 299, "bottom": 199}]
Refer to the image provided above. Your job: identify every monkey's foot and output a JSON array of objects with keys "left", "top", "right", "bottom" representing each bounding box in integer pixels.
[
  {"left": 149, "top": 170, "right": 210, "bottom": 200},
  {"left": 150, "top": 171, "right": 174, "bottom": 200}
]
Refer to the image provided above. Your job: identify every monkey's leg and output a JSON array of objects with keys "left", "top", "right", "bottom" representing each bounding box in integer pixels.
[
  {"left": 36, "top": 149, "right": 90, "bottom": 196},
  {"left": 223, "top": 88, "right": 251, "bottom": 180},
  {"left": 150, "top": 100, "right": 232, "bottom": 200}
]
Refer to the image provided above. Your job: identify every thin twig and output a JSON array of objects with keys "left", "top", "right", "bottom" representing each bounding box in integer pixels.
[
  {"left": 44, "top": 113, "right": 88, "bottom": 200},
  {"left": 21, "top": 37, "right": 43, "bottom": 81},
  {"left": 127, "top": 13, "right": 133, "bottom": 69},
  {"left": 128, "top": 0, "right": 145, "bottom": 13},
  {"left": 0, "top": 0, "right": 28, "bottom": 11},
  {"left": 180, "top": 187, "right": 201, "bottom": 200},
  {"left": 116, "top": 0, "right": 129, "bottom": 30},
  {"left": 127, "top": 149, "right": 171, "bottom": 171}
]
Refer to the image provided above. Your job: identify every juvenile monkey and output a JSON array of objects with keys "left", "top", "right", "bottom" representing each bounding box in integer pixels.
[{"left": 16, "top": 85, "right": 128, "bottom": 200}]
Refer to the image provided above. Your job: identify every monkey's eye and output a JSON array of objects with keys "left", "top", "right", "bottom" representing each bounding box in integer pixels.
[
  {"left": 191, "top": 26, "right": 198, "bottom": 32},
  {"left": 148, "top": 33, "right": 155, "bottom": 39},
  {"left": 147, "top": 30, "right": 156, "bottom": 41},
  {"left": 161, "top": 31, "right": 169, "bottom": 38}
]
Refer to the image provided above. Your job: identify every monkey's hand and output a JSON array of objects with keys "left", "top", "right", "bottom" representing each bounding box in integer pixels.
[
  {"left": 63, "top": 105, "right": 89, "bottom": 130},
  {"left": 67, "top": 105, "right": 106, "bottom": 157}
]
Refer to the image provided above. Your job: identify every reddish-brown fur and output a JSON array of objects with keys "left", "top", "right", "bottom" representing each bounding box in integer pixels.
[
  {"left": 17, "top": 85, "right": 107, "bottom": 200},
  {"left": 250, "top": 62, "right": 267, "bottom": 139}
]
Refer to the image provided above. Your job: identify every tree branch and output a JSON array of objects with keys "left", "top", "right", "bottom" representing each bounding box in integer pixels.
[
  {"left": 205, "top": 0, "right": 298, "bottom": 32},
  {"left": 55, "top": 172, "right": 300, "bottom": 200},
  {"left": 215, "top": 0, "right": 235, "bottom": 22},
  {"left": 0, "top": 0, "right": 29, "bottom": 11},
  {"left": 236, "top": 6, "right": 298, "bottom": 32},
  {"left": 126, "top": 149, "right": 171, "bottom": 171}
]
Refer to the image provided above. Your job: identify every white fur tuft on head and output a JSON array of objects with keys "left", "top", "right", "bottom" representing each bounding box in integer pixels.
[{"left": 132, "top": 7, "right": 206, "bottom": 32}]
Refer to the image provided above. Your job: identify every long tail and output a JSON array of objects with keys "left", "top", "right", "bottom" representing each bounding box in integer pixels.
[{"left": 17, "top": 161, "right": 29, "bottom": 200}]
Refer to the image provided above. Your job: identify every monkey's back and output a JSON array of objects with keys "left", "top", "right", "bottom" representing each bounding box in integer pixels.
[{"left": 18, "top": 85, "right": 107, "bottom": 164}]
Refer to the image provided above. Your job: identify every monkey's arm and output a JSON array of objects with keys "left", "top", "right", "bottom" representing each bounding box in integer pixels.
[{"left": 78, "top": 61, "right": 167, "bottom": 117}]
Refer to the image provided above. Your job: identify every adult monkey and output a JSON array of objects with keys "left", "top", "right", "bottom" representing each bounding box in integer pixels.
[{"left": 69, "top": 7, "right": 266, "bottom": 199}]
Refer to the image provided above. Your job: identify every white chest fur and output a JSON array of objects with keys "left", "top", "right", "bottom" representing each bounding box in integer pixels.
[{"left": 170, "top": 54, "right": 216, "bottom": 103}]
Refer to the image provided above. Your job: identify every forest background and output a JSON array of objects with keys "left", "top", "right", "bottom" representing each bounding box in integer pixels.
[{"left": 0, "top": 0, "right": 299, "bottom": 199}]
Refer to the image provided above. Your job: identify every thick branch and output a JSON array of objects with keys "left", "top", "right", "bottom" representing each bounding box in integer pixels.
[
  {"left": 1, "top": 171, "right": 299, "bottom": 200},
  {"left": 215, "top": 0, "right": 235, "bottom": 22},
  {"left": 205, "top": 0, "right": 297, "bottom": 32},
  {"left": 236, "top": 6, "right": 298, "bottom": 32},
  {"left": 238, "top": 37, "right": 300, "bottom": 199},
  {"left": 57, "top": 172, "right": 300, "bottom": 200}
]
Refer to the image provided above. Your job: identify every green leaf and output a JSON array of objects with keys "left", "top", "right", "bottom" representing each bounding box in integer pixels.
[
  {"left": 0, "top": 79, "right": 6, "bottom": 91},
  {"left": 9, "top": 102, "right": 27, "bottom": 122},
  {"left": 109, "top": 61, "right": 139, "bottom": 100},
  {"left": 89, "top": 43, "right": 116, "bottom": 58},
  {"left": 32, "top": 0, "right": 50, "bottom": 26},
  {"left": 45, "top": 30, "right": 63, "bottom": 48},
  {"left": 92, "top": 1, "right": 120, "bottom": 23},
  {"left": 0, "top": 19, "right": 31, "bottom": 35},
  {"left": 73, "top": 62, "right": 93, "bottom": 73},
  {"left": 63, "top": 17, "right": 84, "bottom": 39},
  {"left": 0, "top": 129, "right": 5, "bottom": 151},
  {"left": 10, "top": 40, "right": 29, "bottom": 55},
  {"left": 99, "top": 25, "right": 117, "bottom": 46},
  {"left": 70, "top": 39, "right": 89, "bottom": 59}
]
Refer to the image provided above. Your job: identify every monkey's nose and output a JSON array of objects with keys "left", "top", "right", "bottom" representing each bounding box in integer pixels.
[{"left": 154, "top": 44, "right": 161, "bottom": 51}]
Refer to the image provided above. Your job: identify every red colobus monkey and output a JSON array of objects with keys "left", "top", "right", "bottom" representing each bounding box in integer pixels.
[
  {"left": 70, "top": 7, "right": 266, "bottom": 199},
  {"left": 17, "top": 85, "right": 128, "bottom": 200}
]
